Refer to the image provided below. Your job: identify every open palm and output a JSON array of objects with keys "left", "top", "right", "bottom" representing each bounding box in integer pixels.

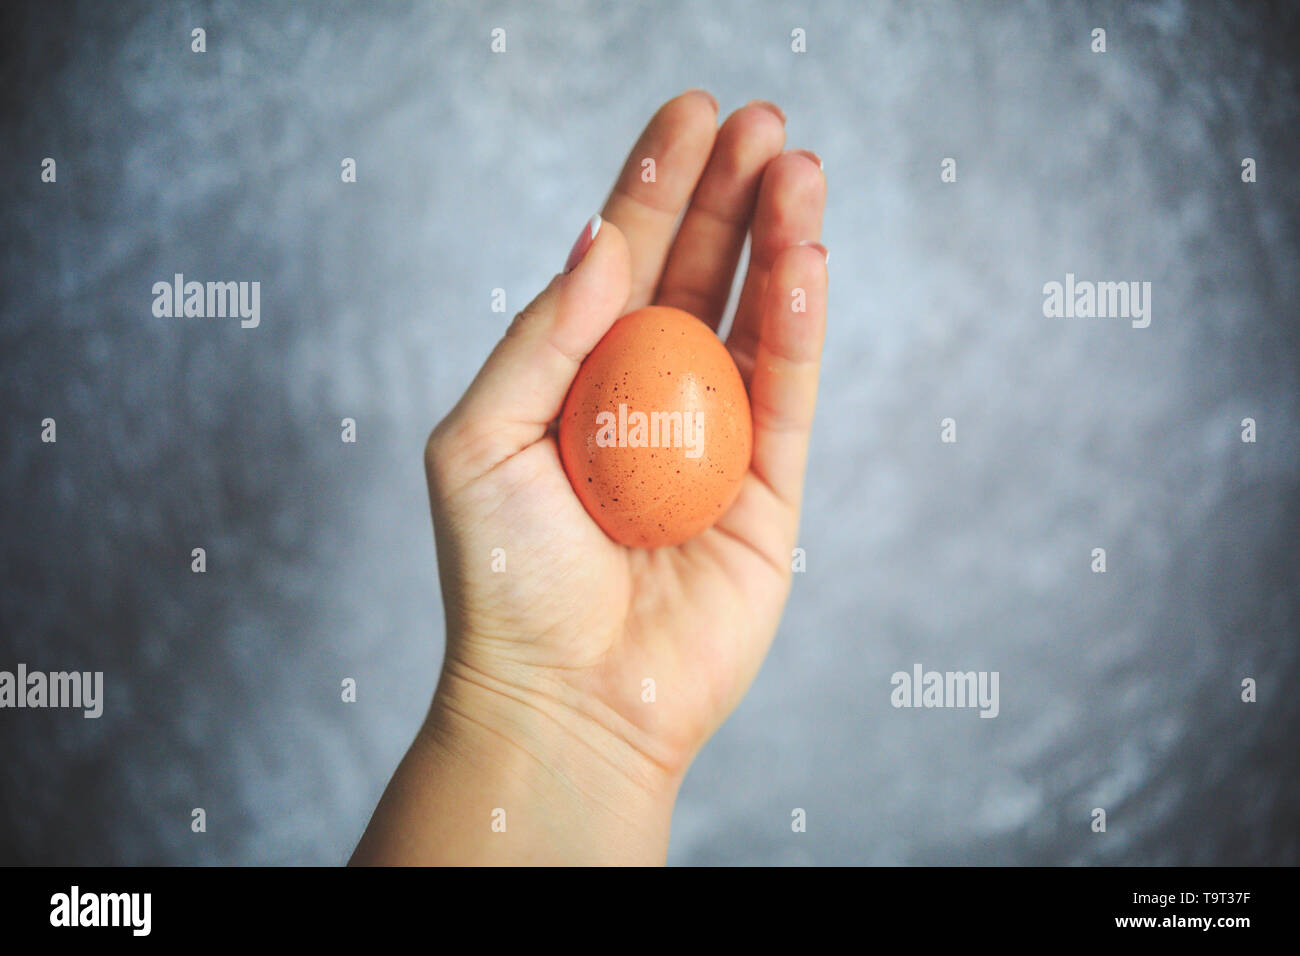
[{"left": 425, "top": 91, "right": 827, "bottom": 780}]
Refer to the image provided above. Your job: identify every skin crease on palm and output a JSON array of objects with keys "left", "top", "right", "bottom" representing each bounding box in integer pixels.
[{"left": 351, "top": 90, "right": 827, "bottom": 866}]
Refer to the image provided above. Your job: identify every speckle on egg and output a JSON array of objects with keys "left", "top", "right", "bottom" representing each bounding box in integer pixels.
[{"left": 557, "top": 305, "right": 752, "bottom": 549}]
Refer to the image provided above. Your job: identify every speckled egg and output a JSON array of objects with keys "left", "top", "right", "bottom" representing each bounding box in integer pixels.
[{"left": 558, "top": 305, "right": 752, "bottom": 548}]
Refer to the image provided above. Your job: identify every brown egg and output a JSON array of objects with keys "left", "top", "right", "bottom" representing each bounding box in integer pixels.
[{"left": 559, "top": 305, "right": 752, "bottom": 548}]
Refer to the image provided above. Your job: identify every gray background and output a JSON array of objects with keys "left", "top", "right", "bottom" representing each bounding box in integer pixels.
[{"left": 2, "top": 0, "right": 1297, "bottom": 865}]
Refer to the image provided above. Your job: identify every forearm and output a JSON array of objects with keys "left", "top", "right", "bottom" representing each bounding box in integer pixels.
[{"left": 350, "top": 663, "right": 680, "bottom": 866}]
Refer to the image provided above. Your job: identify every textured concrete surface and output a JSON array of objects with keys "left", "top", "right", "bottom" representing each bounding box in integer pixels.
[{"left": 1, "top": 0, "right": 1297, "bottom": 865}]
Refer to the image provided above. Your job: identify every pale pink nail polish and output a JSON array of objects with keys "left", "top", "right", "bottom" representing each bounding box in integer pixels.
[
  {"left": 747, "top": 99, "right": 786, "bottom": 123},
  {"left": 792, "top": 148, "right": 824, "bottom": 172},
  {"left": 685, "top": 88, "right": 719, "bottom": 113},
  {"left": 564, "top": 214, "right": 602, "bottom": 273},
  {"left": 799, "top": 239, "right": 829, "bottom": 265}
]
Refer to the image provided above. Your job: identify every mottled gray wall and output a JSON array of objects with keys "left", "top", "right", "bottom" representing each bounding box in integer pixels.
[{"left": 1, "top": 0, "right": 1297, "bottom": 865}]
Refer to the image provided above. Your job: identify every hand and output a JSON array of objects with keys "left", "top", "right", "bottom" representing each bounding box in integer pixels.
[{"left": 352, "top": 91, "right": 827, "bottom": 865}]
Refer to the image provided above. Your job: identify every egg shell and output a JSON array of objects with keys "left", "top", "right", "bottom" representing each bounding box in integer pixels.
[{"left": 558, "top": 305, "right": 752, "bottom": 548}]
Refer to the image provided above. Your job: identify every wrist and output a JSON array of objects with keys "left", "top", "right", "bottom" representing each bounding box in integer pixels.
[{"left": 418, "top": 655, "right": 682, "bottom": 865}]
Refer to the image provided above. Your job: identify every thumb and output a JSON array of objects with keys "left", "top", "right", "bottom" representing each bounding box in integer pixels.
[{"left": 427, "top": 215, "right": 632, "bottom": 491}]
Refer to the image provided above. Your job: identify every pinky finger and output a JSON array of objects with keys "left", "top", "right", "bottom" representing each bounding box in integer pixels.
[{"left": 744, "top": 241, "right": 828, "bottom": 511}]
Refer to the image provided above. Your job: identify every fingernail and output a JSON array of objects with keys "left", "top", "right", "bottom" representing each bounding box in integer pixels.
[
  {"left": 564, "top": 214, "right": 602, "bottom": 273},
  {"left": 686, "top": 88, "right": 719, "bottom": 113},
  {"left": 799, "top": 240, "right": 829, "bottom": 266},
  {"left": 792, "top": 148, "right": 824, "bottom": 172},
  {"left": 747, "top": 99, "right": 786, "bottom": 123}
]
